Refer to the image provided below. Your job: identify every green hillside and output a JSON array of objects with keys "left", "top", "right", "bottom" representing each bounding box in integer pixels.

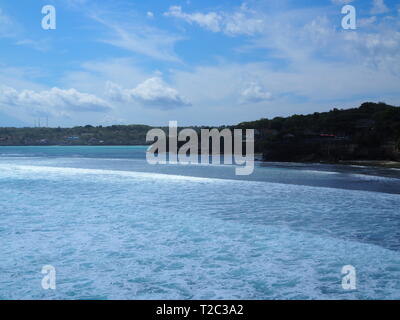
[{"left": 237, "top": 102, "right": 400, "bottom": 162}]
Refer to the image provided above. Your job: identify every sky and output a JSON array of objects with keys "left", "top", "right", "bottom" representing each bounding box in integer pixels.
[{"left": 0, "top": 0, "right": 399, "bottom": 127}]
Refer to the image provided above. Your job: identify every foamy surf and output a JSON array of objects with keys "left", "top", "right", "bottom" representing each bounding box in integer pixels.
[{"left": 1, "top": 149, "right": 400, "bottom": 300}]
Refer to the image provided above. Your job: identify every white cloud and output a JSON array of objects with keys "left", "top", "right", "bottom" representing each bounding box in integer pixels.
[
  {"left": 358, "top": 16, "right": 377, "bottom": 27},
  {"left": 1, "top": 9, "right": 49, "bottom": 52},
  {"left": 106, "top": 77, "right": 191, "bottom": 109},
  {"left": 240, "top": 83, "right": 272, "bottom": 103},
  {"left": 248, "top": 7, "right": 400, "bottom": 76},
  {"left": 0, "top": 86, "right": 111, "bottom": 116},
  {"left": 100, "top": 115, "right": 128, "bottom": 126},
  {"left": 90, "top": 14, "right": 182, "bottom": 62},
  {"left": 0, "top": 8, "right": 17, "bottom": 38},
  {"left": 15, "top": 39, "right": 51, "bottom": 52},
  {"left": 371, "top": 0, "right": 389, "bottom": 14},
  {"left": 180, "top": 62, "right": 398, "bottom": 123},
  {"left": 2, "top": 2, "right": 399, "bottom": 127},
  {"left": 165, "top": 6, "right": 221, "bottom": 32},
  {"left": 60, "top": 1, "right": 183, "bottom": 62},
  {"left": 302, "top": 16, "right": 335, "bottom": 45},
  {"left": 164, "top": 4, "right": 264, "bottom": 36}
]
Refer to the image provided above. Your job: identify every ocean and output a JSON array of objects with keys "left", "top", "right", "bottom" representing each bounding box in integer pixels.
[{"left": 0, "top": 146, "right": 399, "bottom": 299}]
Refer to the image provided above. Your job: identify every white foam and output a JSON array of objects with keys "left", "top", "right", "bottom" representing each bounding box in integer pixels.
[{"left": 0, "top": 164, "right": 224, "bottom": 183}]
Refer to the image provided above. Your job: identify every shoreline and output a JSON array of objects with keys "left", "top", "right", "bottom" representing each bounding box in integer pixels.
[
  {"left": 1, "top": 145, "right": 400, "bottom": 169},
  {"left": 261, "top": 159, "right": 400, "bottom": 169},
  {"left": 337, "top": 160, "right": 400, "bottom": 169}
]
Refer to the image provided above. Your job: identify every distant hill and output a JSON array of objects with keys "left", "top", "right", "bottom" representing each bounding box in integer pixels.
[
  {"left": 0, "top": 125, "right": 153, "bottom": 146},
  {"left": 237, "top": 102, "right": 400, "bottom": 162},
  {"left": 1, "top": 102, "right": 399, "bottom": 163}
]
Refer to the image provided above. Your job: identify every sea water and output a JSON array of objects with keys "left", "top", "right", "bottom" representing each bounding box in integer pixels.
[{"left": 0, "top": 146, "right": 399, "bottom": 299}]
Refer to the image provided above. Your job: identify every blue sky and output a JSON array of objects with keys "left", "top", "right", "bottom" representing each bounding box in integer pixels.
[{"left": 0, "top": 0, "right": 399, "bottom": 127}]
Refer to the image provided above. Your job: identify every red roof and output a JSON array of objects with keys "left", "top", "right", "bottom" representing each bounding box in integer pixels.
[{"left": 320, "top": 134, "right": 336, "bottom": 137}]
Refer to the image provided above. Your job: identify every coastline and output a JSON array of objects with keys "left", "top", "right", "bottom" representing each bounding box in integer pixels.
[
  {"left": 2, "top": 145, "right": 400, "bottom": 170},
  {"left": 262, "top": 159, "right": 400, "bottom": 170},
  {"left": 337, "top": 160, "right": 400, "bottom": 169}
]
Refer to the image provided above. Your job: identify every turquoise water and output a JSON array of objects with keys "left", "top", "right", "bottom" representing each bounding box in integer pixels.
[{"left": 0, "top": 146, "right": 399, "bottom": 299}]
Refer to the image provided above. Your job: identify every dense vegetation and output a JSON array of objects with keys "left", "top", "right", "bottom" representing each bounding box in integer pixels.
[
  {"left": 1, "top": 102, "right": 399, "bottom": 162},
  {"left": 237, "top": 102, "right": 400, "bottom": 161},
  {"left": 0, "top": 124, "right": 152, "bottom": 146}
]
